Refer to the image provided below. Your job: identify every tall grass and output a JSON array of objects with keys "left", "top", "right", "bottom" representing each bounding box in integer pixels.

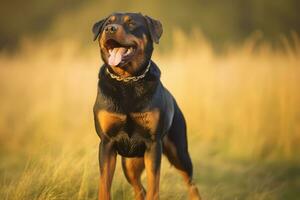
[
  {"left": 0, "top": 30, "right": 299, "bottom": 199},
  {"left": 161, "top": 30, "right": 300, "bottom": 160}
]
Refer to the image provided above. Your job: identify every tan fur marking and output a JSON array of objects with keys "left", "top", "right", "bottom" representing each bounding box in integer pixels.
[
  {"left": 163, "top": 137, "right": 202, "bottom": 200},
  {"left": 122, "top": 158, "right": 145, "bottom": 200},
  {"left": 144, "top": 153, "right": 160, "bottom": 200},
  {"left": 123, "top": 15, "right": 131, "bottom": 22},
  {"left": 98, "top": 142, "right": 117, "bottom": 200},
  {"left": 98, "top": 110, "right": 126, "bottom": 134},
  {"left": 130, "top": 109, "right": 160, "bottom": 134},
  {"left": 109, "top": 15, "right": 116, "bottom": 22}
]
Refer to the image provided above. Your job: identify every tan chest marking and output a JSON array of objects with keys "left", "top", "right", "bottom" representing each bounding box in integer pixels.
[
  {"left": 130, "top": 109, "right": 160, "bottom": 134},
  {"left": 97, "top": 110, "right": 126, "bottom": 133}
]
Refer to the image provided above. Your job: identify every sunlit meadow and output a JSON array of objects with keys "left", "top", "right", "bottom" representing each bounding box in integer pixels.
[{"left": 0, "top": 29, "right": 299, "bottom": 199}]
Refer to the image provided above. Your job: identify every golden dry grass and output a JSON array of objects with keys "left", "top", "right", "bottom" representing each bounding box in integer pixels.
[{"left": 0, "top": 30, "right": 300, "bottom": 199}]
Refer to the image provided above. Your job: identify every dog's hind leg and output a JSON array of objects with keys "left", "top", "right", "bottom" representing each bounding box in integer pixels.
[
  {"left": 163, "top": 104, "right": 201, "bottom": 200},
  {"left": 122, "top": 157, "right": 146, "bottom": 200}
]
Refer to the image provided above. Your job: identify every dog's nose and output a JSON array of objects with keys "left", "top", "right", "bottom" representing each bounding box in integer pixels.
[{"left": 105, "top": 25, "right": 118, "bottom": 34}]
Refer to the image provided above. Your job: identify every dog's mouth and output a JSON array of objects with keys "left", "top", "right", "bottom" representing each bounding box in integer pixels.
[{"left": 105, "top": 39, "right": 137, "bottom": 67}]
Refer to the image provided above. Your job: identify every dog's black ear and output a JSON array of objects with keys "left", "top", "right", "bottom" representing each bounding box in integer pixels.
[
  {"left": 144, "top": 15, "right": 163, "bottom": 44},
  {"left": 92, "top": 18, "right": 107, "bottom": 41}
]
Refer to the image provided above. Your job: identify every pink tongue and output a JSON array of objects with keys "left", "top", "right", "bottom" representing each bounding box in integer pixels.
[{"left": 108, "top": 47, "right": 127, "bottom": 66}]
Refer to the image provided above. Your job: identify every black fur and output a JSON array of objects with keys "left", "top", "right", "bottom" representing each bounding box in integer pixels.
[{"left": 94, "top": 61, "right": 171, "bottom": 157}]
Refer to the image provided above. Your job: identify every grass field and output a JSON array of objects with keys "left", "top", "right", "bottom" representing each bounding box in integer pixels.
[{"left": 0, "top": 30, "right": 300, "bottom": 199}]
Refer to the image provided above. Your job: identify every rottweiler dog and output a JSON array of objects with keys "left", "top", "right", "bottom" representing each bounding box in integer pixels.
[{"left": 92, "top": 12, "right": 201, "bottom": 200}]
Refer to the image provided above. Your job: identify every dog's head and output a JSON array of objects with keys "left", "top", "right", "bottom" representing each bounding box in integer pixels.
[{"left": 92, "top": 12, "right": 162, "bottom": 77}]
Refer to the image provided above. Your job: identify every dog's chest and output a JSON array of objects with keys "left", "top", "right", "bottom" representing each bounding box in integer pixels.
[
  {"left": 97, "top": 110, "right": 160, "bottom": 135},
  {"left": 97, "top": 110, "right": 160, "bottom": 157}
]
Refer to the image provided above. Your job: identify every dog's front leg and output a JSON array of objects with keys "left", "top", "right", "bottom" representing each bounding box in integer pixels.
[
  {"left": 98, "top": 139, "right": 117, "bottom": 200},
  {"left": 144, "top": 139, "right": 162, "bottom": 200}
]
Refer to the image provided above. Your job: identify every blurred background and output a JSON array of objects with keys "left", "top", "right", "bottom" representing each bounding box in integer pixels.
[
  {"left": 1, "top": 0, "right": 300, "bottom": 51},
  {"left": 0, "top": 0, "right": 299, "bottom": 199}
]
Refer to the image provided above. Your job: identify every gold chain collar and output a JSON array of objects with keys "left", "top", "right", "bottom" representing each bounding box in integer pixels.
[{"left": 105, "top": 61, "right": 151, "bottom": 82}]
